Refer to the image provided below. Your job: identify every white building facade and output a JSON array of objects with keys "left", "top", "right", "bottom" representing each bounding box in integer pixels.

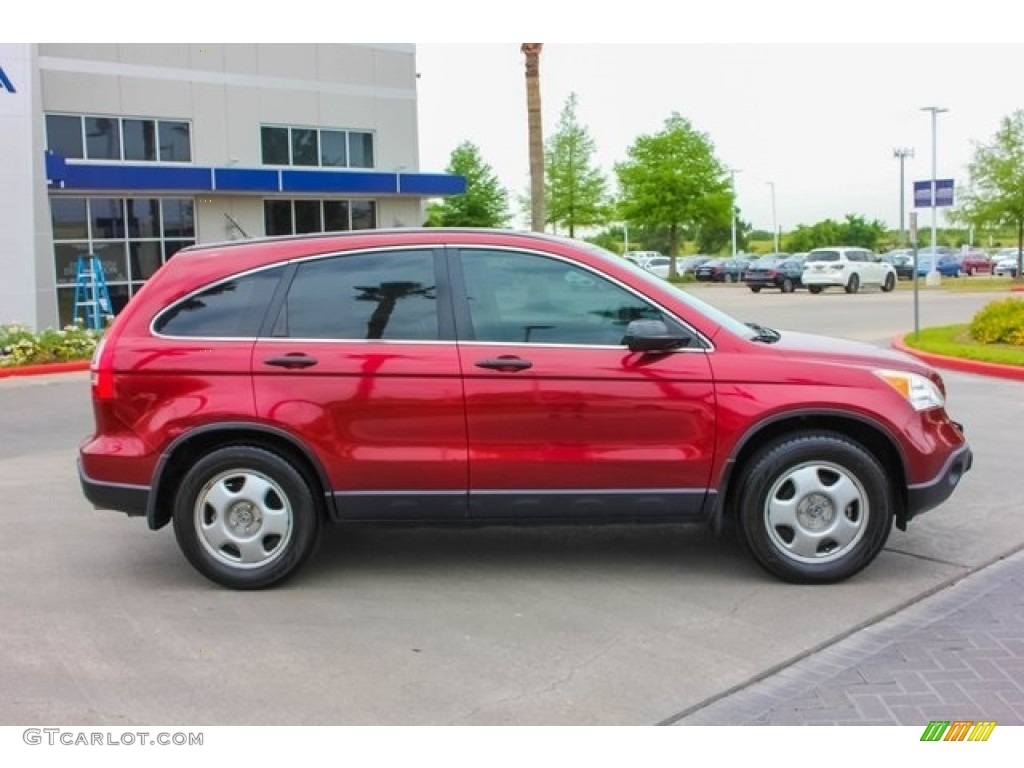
[{"left": 0, "top": 43, "right": 463, "bottom": 329}]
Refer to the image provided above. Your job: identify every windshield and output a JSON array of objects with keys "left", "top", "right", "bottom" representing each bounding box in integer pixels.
[{"left": 807, "top": 250, "right": 840, "bottom": 262}]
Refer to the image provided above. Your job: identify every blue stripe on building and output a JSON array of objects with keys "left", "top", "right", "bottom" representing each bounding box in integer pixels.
[{"left": 44, "top": 151, "right": 466, "bottom": 197}]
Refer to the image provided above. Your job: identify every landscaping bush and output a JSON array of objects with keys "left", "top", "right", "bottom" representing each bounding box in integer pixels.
[
  {"left": 0, "top": 322, "right": 104, "bottom": 367},
  {"left": 969, "top": 298, "right": 1024, "bottom": 346}
]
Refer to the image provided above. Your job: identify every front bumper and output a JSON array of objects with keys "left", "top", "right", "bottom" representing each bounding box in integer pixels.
[{"left": 904, "top": 442, "right": 973, "bottom": 524}]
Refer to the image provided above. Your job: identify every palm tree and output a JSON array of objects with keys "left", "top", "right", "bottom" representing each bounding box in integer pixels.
[{"left": 521, "top": 43, "right": 545, "bottom": 232}]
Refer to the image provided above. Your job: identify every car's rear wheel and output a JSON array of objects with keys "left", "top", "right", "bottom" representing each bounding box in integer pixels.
[
  {"left": 781, "top": 277, "right": 794, "bottom": 293},
  {"left": 845, "top": 274, "right": 860, "bottom": 294},
  {"left": 735, "top": 432, "right": 894, "bottom": 584},
  {"left": 881, "top": 273, "right": 896, "bottom": 292},
  {"left": 172, "top": 445, "right": 321, "bottom": 589}
]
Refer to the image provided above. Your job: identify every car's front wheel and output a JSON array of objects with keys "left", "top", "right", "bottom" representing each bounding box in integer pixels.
[
  {"left": 881, "top": 273, "right": 896, "bottom": 292},
  {"left": 845, "top": 274, "right": 860, "bottom": 294},
  {"left": 734, "top": 432, "right": 894, "bottom": 584},
  {"left": 781, "top": 277, "right": 795, "bottom": 293},
  {"left": 172, "top": 445, "right": 322, "bottom": 589}
]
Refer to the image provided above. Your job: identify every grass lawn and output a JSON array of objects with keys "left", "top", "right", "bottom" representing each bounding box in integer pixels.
[
  {"left": 895, "top": 277, "right": 1024, "bottom": 293},
  {"left": 902, "top": 324, "right": 1024, "bottom": 367}
]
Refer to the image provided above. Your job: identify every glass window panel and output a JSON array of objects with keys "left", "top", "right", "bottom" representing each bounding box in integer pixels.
[
  {"left": 129, "top": 241, "right": 164, "bottom": 281},
  {"left": 294, "top": 200, "right": 322, "bottom": 234},
  {"left": 46, "top": 115, "right": 83, "bottom": 159},
  {"left": 348, "top": 132, "right": 374, "bottom": 168},
  {"left": 57, "top": 287, "right": 76, "bottom": 328},
  {"left": 125, "top": 198, "right": 161, "bottom": 239},
  {"left": 164, "top": 240, "right": 192, "bottom": 260},
  {"left": 85, "top": 116, "right": 122, "bottom": 160},
  {"left": 50, "top": 198, "right": 89, "bottom": 240},
  {"left": 459, "top": 249, "right": 665, "bottom": 346},
  {"left": 320, "top": 130, "right": 347, "bottom": 167},
  {"left": 54, "top": 243, "right": 92, "bottom": 285},
  {"left": 261, "top": 126, "right": 289, "bottom": 165},
  {"left": 323, "top": 200, "right": 350, "bottom": 232},
  {"left": 154, "top": 267, "right": 284, "bottom": 337},
  {"left": 122, "top": 119, "right": 157, "bottom": 161},
  {"left": 291, "top": 128, "right": 318, "bottom": 166},
  {"left": 92, "top": 242, "right": 129, "bottom": 283},
  {"left": 161, "top": 199, "right": 195, "bottom": 238},
  {"left": 158, "top": 121, "right": 191, "bottom": 162},
  {"left": 90, "top": 199, "right": 125, "bottom": 239},
  {"left": 263, "top": 200, "right": 293, "bottom": 236},
  {"left": 350, "top": 200, "right": 376, "bottom": 230},
  {"left": 279, "top": 250, "right": 437, "bottom": 341}
]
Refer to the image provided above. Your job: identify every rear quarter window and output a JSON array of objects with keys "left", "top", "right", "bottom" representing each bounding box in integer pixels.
[{"left": 153, "top": 266, "right": 284, "bottom": 337}]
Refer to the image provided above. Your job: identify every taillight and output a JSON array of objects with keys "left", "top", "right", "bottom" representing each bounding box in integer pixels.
[{"left": 91, "top": 334, "right": 116, "bottom": 400}]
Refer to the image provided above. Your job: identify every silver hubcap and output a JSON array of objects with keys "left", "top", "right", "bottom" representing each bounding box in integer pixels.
[
  {"left": 764, "top": 461, "right": 868, "bottom": 564},
  {"left": 195, "top": 470, "right": 293, "bottom": 569}
]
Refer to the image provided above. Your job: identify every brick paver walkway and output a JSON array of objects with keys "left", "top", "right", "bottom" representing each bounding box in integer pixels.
[{"left": 671, "top": 548, "right": 1024, "bottom": 725}]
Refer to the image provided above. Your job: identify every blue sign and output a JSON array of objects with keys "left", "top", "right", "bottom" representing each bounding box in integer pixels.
[
  {"left": 0, "top": 66, "right": 15, "bottom": 94},
  {"left": 914, "top": 179, "right": 954, "bottom": 208}
]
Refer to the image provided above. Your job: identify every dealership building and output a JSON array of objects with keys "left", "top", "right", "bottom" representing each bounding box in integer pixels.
[{"left": 0, "top": 43, "right": 464, "bottom": 330}]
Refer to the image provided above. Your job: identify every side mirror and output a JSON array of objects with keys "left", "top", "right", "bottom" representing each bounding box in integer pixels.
[{"left": 623, "top": 319, "right": 689, "bottom": 353}]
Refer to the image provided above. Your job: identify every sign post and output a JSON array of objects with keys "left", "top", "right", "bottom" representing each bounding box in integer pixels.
[{"left": 910, "top": 212, "right": 920, "bottom": 341}]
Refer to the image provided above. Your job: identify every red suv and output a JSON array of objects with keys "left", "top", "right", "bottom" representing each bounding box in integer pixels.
[{"left": 78, "top": 229, "right": 972, "bottom": 589}]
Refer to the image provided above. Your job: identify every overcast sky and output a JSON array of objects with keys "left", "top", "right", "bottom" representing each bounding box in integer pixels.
[{"left": 415, "top": 41, "right": 1024, "bottom": 235}]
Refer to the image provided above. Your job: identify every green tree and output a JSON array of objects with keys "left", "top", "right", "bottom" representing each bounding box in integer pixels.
[
  {"left": 951, "top": 109, "right": 1024, "bottom": 278},
  {"left": 426, "top": 141, "right": 509, "bottom": 227},
  {"left": 615, "top": 113, "right": 731, "bottom": 276},
  {"left": 784, "top": 215, "right": 886, "bottom": 252},
  {"left": 544, "top": 93, "right": 611, "bottom": 237}
]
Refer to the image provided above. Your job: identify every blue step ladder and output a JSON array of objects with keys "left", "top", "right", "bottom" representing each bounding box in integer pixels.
[{"left": 72, "top": 254, "right": 113, "bottom": 330}]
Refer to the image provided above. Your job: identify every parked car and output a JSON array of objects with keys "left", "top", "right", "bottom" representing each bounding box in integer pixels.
[
  {"left": 744, "top": 257, "right": 804, "bottom": 293},
  {"left": 880, "top": 250, "right": 915, "bottom": 280},
  {"left": 78, "top": 228, "right": 972, "bottom": 589},
  {"left": 916, "top": 255, "right": 961, "bottom": 278},
  {"left": 995, "top": 253, "right": 1019, "bottom": 278},
  {"left": 624, "top": 250, "right": 663, "bottom": 268},
  {"left": 694, "top": 257, "right": 751, "bottom": 283},
  {"left": 957, "top": 249, "right": 993, "bottom": 276},
  {"left": 802, "top": 247, "right": 897, "bottom": 294}
]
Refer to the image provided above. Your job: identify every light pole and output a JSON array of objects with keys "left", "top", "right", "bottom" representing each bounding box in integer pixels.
[
  {"left": 729, "top": 168, "right": 741, "bottom": 257},
  {"left": 767, "top": 181, "right": 778, "bottom": 253},
  {"left": 920, "top": 107, "right": 948, "bottom": 263},
  {"left": 623, "top": 221, "right": 629, "bottom": 256},
  {"left": 893, "top": 147, "right": 914, "bottom": 247}
]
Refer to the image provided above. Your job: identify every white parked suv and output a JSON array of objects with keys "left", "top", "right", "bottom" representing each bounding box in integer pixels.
[{"left": 801, "top": 246, "right": 897, "bottom": 294}]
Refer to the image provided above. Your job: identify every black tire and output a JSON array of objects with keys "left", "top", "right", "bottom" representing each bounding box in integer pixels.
[
  {"left": 808, "top": 286, "right": 823, "bottom": 294},
  {"left": 749, "top": 286, "right": 762, "bottom": 293},
  {"left": 724, "top": 273, "right": 735, "bottom": 284},
  {"left": 844, "top": 273, "right": 860, "bottom": 294},
  {"left": 881, "top": 273, "right": 896, "bottom": 293},
  {"left": 734, "top": 431, "right": 894, "bottom": 584},
  {"left": 172, "top": 445, "right": 322, "bottom": 589},
  {"left": 781, "top": 277, "right": 794, "bottom": 293}
]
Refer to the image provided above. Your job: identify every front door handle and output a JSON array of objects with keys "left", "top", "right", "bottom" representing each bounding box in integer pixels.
[
  {"left": 475, "top": 356, "right": 533, "bottom": 372},
  {"left": 263, "top": 353, "right": 318, "bottom": 369}
]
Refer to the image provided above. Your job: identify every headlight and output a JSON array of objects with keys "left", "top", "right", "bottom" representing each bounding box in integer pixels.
[{"left": 874, "top": 369, "right": 945, "bottom": 411}]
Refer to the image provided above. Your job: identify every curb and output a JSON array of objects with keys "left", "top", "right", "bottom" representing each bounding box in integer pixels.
[
  {"left": 892, "top": 335, "right": 1024, "bottom": 381},
  {"left": 0, "top": 361, "right": 90, "bottom": 379}
]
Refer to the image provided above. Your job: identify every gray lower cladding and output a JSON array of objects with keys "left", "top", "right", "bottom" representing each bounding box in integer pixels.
[{"left": 333, "top": 488, "right": 712, "bottom": 524}]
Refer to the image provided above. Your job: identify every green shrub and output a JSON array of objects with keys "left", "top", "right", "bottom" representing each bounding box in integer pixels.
[
  {"left": 969, "top": 298, "right": 1024, "bottom": 346},
  {"left": 0, "top": 322, "right": 105, "bottom": 367}
]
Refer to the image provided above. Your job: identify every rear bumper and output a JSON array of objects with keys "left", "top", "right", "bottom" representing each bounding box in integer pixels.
[
  {"left": 905, "top": 442, "right": 973, "bottom": 523},
  {"left": 78, "top": 459, "right": 149, "bottom": 517}
]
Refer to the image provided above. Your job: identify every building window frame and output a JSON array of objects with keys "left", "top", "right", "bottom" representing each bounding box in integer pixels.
[
  {"left": 45, "top": 113, "right": 193, "bottom": 164},
  {"left": 263, "top": 198, "right": 378, "bottom": 236},
  {"left": 260, "top": 124, "right": 375, "bottom": 169}
]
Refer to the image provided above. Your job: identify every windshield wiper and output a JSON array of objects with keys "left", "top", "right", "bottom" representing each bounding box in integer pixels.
[{"left": 745, "top": 322, "right": 781, "bottom": 343}]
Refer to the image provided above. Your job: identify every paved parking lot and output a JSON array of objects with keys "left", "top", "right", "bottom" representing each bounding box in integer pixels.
[{"left": 1, "top": 286, "right": 1021, "bottom": 725}]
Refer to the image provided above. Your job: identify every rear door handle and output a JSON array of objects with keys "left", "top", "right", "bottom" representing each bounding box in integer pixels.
[
  {"left": 475, "top": 356, "right": 532, "bottom": 372},
  {"left": 263, "top": 353, "right": 318, "bottom": 369}
]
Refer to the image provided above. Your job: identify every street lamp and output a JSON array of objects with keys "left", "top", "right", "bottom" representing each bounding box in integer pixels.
[
  {"left": 893, "top": 148, "right": 914, "bottom": 247},
  {"left": 920, "top": 107, "right": 949, "bottom": 264},
  {"left": 729, "top": 168, "right": 741, "bottom": 257},
  {"left": 767, "top": 181, "right": 778, "bottom": 253}
]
